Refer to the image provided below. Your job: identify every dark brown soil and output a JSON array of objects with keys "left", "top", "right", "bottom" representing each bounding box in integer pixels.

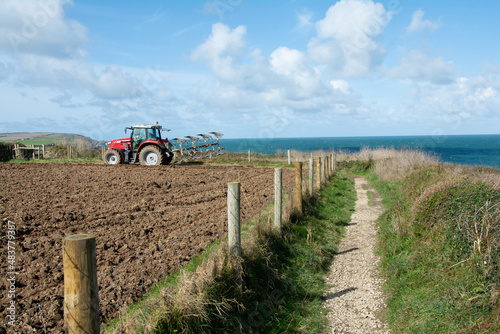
[{"left": 0, "top": 163, "right": 295, "bottom": 332}]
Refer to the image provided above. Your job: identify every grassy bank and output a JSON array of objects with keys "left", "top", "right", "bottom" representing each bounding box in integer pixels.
[
  {"left": 362, "top": 149, "right": 500, "bottom": 333},
  {"left": 103, "top": 170, "right": 356, "bottom": 333}
]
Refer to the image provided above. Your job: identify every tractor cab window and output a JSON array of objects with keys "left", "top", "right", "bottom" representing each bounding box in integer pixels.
[
  {"left": 132, "top": 128, "right": 146, "bottom": 150},
  {"left": 147, "top": 128, "right": 160, "bottom": 141}
]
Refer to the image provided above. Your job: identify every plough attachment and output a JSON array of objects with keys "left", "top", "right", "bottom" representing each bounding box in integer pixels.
[{"left": 171, "top": 132, "right": 225, "bottom": 162}]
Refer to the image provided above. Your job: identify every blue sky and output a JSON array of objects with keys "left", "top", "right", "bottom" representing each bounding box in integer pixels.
[{"left": 0, "top": 0, "right": 499, "bottom": 141}]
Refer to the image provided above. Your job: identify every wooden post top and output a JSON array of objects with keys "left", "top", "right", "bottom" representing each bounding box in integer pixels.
[{"left": 63, "top": 234, "right": 95, "bottom": 241}]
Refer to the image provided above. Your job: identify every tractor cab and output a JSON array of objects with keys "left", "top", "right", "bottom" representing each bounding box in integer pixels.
[{"left": 128, "top": 125, "right": 163, "bottom": 151}]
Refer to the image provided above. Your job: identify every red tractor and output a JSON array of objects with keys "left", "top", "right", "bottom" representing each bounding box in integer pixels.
[
  {"left": 103, "top": 124, "right": 173, "bottom": 166},
  {"left": 103, "top": 123, "right": 224, "bottom": 166}
]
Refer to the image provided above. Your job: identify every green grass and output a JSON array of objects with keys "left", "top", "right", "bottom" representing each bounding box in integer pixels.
[
  {"left": 366, "top": 190, "right": 374, "bottom": 206},
  {"left": 246, "top": 171, "right": 356, "bottom": 333},
  {"left": 18, "top": 139, "right": 58, "bottom": 145},
  {"left": 367, "top": 167, "right": 500, "bottom": 333},
  {"left": 338, "top": 158, "right": 374, "bottom": 175}
]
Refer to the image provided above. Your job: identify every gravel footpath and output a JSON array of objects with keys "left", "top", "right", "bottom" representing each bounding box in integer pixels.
[{"left": 324, "top": 176, "right": 389, "bottom": 333}]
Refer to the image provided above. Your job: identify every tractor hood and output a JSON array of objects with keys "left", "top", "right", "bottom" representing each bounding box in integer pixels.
[{"left": 106, "top": 137, "right": 131, "bottom": 150}]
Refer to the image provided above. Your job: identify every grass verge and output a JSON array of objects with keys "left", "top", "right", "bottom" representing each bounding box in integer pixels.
[
  {"left": 104, "top": 170, "right": 356, "bottom": 333},
  {"left": 367, "top": 163, "right": 500, "bottom": 333}
]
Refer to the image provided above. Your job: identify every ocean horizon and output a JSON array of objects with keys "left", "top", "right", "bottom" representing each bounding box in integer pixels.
[{"left": 221, "top": 134, "right": 500, "bottom": 169}]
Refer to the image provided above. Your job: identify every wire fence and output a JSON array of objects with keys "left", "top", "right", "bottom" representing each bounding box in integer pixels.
[{"left": 1, "top": 167, "right": 297, "bottom": 333}]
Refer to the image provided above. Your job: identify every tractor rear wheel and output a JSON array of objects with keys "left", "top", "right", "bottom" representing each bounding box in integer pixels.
[
  {"left": 103, "top": 149, "right": 122, "bottom": 165},
  {"left": 139, "top": 145, "right": 165, "bottom": 166}
]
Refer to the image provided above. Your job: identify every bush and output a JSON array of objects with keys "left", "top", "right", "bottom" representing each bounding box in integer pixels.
[
  {"left": 46, "top": 145, "right": 101, "bottom": 159},
  {"left": 370, "top": 159, "right": 500, "bottom": 333},
  {"left": 413, "top": 180, "right": 500, "bottom": 283},
  {"left": 0, "top": 142, "right": 15, "bottom": 161}
]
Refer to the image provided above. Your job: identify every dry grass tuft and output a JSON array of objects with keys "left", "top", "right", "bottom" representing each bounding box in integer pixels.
[
  {"left": 356, "top": 147, "right": 499, "bottom": 186},
  {"left": 104, "top": 244, "right": 237, "bottom": 333},
  {"left": 360, "top": 147, "right": 439, "bottom": 181},
  {"left": 456, "top": 201, "right": 500, "bottom": 278},
  {"left": 444, "top": 164, "right": 500, "bottom": 189}
]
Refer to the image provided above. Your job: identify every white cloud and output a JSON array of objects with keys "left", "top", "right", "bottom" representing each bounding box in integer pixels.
[
  {"left": 315, "top": 0, "right": 389, "bottom": 40},
  {"left": 191, "top": 23, "right": 246, "bottom": 61},
  {"left": 330, "top": 80, "right": 351, "bottom": 94},
  {"left": 0, "top": 0, "right": 88, "bottom": 58},
  {"left": 309, "top": 0, "right": 392, "bottom": 78},
  {"left": 92, "top": 66, "right": 143, "bottom": 99},
  {"left": 402, "top": 71, "right": 500, "bottom": 128},
  {"left": 307, "top": 37, "right": 344, "bottom": 70},
  {"left": 6, "top": 54, "right": 148, "bottom": 100},
  {"left": 407, "top": 9, "right": 441, "bottom": 35},
  {"left": 186, "top": 22, "right": 373, "bottom": 122},
  {"left": 385, "top": 49, "right": 456, "bottom": 84},
  {"left": 269, "top": 46, "right": 323, "bottom": 96},
  {"left": 0, "top": 0, "right": 175, "bottom": 108},
  {"left": 190, "top": 23, "right": 246, "bottom": 81}
]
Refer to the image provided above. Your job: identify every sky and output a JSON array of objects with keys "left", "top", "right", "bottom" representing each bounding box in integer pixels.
[{"left": 0, "top": 0, "right": 499, "bottom": 141}]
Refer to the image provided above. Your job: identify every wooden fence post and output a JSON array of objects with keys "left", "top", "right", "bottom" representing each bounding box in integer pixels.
[
  {"left": 287, "top": 150, "right": 291, "bottom": 165},
  {"left": 63, "top": 234, "right": 100, "bottom": 333},
  {"left": 328, "top": 154, "right": 332, "bottom": 175},
  {"left": 248, "top": 150, "right": 251, "bottom": 162},
  {"left": 325, "top": 155, "right": 328, "bottom": 178},
  {"left": 325, "top": 154, "right": 330, "bottom": 181},
  {"left": 295, "top": 162, "right": 303, "bottom": 215},
  {"left": 309, "top": 158, "right": 313, "bottom": 196},
  {"left": 274, "top": 168, "right": 282, "bottom": 234},
  {"left": 228, "top": 182, "right": 241, "bottom": 258},
  {"left": 324, "top": 156, "right": 327, "bottom": 180},
  {"left": 316, "top": 157, "right": 321, "bottom": 192},
  {"left": 333, "top": 154, "right": 336, "bottom": 173},
  {"left": 328, "top": 154, "right": 333, "bottom": 176},
  {"left": 320, "top": 157, "right": 324, "bottom": 185}
]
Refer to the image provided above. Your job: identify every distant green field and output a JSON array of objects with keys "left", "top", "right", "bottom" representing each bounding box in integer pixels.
[
  {"left": 18, "top": 139, "right": 58, "bottom": 146},
  {"left": 0, "top": 132, "right": 103, "bottom": 147}
]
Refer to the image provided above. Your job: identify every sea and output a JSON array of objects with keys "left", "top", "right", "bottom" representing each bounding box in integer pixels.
[{"left": 221, "top": 134, "right": 500, "bottom": 169}]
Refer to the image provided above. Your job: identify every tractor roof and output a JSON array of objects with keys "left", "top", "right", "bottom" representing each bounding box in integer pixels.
[{"left": 132, "top": 124, "right": 162, "bottom": 129}]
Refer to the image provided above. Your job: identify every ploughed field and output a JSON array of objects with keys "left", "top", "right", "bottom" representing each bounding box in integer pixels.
[{"left": 0, "top": 163, "right": 295, "bottom": 332}]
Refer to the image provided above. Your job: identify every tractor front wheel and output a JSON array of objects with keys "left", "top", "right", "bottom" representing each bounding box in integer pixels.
[
  {"left": 103, "top": 149, "right": 122, "bottom": 165},
  {"left": 139, "top": 146, "right": 165, "bottom": 166}
]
